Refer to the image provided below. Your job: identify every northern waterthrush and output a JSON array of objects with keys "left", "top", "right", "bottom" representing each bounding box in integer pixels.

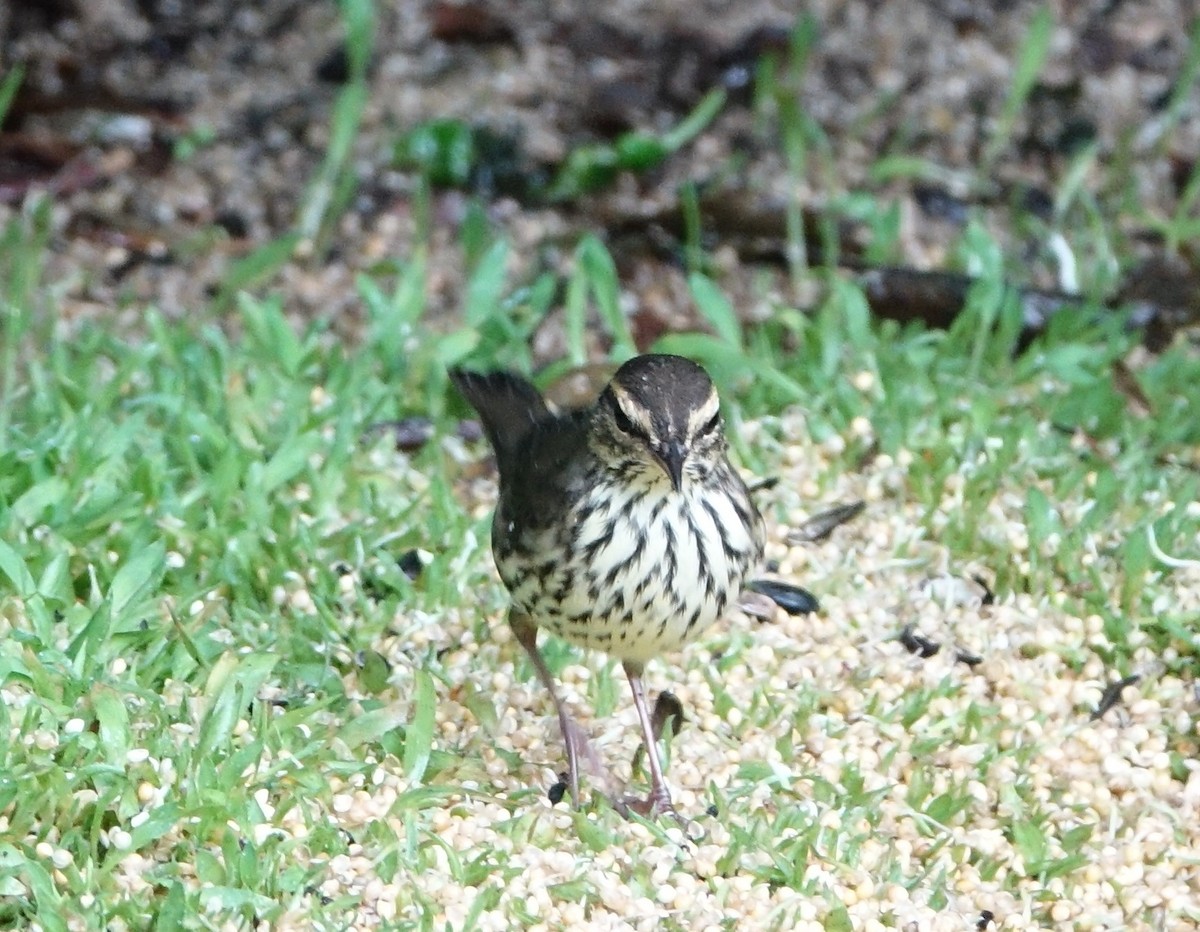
[{"left": 451, "top": 354, "right": 765, "bottom": 816}]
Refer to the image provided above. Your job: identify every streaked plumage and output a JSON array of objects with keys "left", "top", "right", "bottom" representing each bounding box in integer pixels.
[{"left": 451, "top": 354, "right": 764, "bottom": 816}]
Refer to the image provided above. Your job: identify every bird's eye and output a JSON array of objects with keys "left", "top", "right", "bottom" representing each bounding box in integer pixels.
[
  {"left": 612, "top": 403, "right": 638, "bottom": 437},
  {"left": 701, "top": 412, "right": 720, "bottom": 435}
]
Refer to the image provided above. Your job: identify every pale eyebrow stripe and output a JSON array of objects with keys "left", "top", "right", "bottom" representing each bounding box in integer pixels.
[{"left": 685, "top": 391, "right": 721, "bottom": 432}]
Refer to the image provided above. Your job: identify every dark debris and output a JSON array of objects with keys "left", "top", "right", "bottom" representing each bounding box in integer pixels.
[
  {"left": 398, "top": 550, "right": 424, "bottom": 581},
  {"left": 971, "top": 574, "right": 996, "bottom": 606},
  {"left": 788, "top": 501, "right": 866, "bottom": 543},
  {"left": 1091, "top": 674, "right": 1141, "bottom": 721},
  {"left": 899, "top": 624, "right": 940, "bottom": 659},
  {"left": 364, "top": 416, "right": 435, "bottom": 452},
  {"left": 651, "top": 690, "right": 685, "bottom": 743},
  {"left": 746, "top": 579, "right": 820, "bottom": 615}
]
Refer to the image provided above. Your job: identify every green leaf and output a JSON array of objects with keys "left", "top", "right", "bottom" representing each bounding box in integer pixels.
[
  {"left": 395, "top": 119, "right": 475, "bottom": 187},
  {"left": 578, "top": 236, "right": 635, "bottom": 358},
  {"left": 1041, "top": 344, "right": 1097, "bottom": 386},
  {"left": 983, "top": 5, "right": 1053, "bottom": 166},
  {"left": 547, "top": 145, "right": 619, "bottom": 200},
  {"left": 110, "top": 541, "right": 165, "bottom": 617},
  {"left": 1024, "top": 487, "right": 1054, "bottom": 547},
  {"left": 823, "top": 902, "right": 853, "bottom": 932},
  {"left": 688, "top": 273, "right": 742, "bottom": 347},
  {"left": 359, "top": 650, "right": 391, "bottom": 696},
  {"left": 196, "top": 652, "right": 269, "bottom": 762},
  {"left": 434, "top": 328, "right": 480, "bottom": 367},
  {"left": 0, "top": 66, "right": 24, "bottom": 127},
  {"left": 198, "top": 887, "right": 277, "bottom": 913},
  {"left": 154, "top": 881, "right": 187, "bottom": 931},
  {"left": 661, "top": 88, "right": 726, "bottom": 151},
  {"left": 240, "top": 293, "right": 306, "bottom": 376},
  {"left": 3, "top": 848, "right": 66, "bottom": 932},
  {"left": 0, "top": 540, "right": 35, "bottom": 595},
  {"left": 66, "top": 601, "right": 113, "bottom": 673},
  {"left": 868, "top": 155, "right": 960, "bottom": 184},
  {"left": 1041, "top": 852, "right": 1089, "bottom": 881},
  {"left": 614, "top": 133, "right": 668, "bottom": 170},
  {"left": 1060, "top": 822, "right": 1094, "bottom": 854},
  {"left": 925, "top": 791, "right": 968, "bottom": 825},
  {"left": 130, "top": 803, "right": 182, "bottom": 850},
  {"left": 215, "top": 235, "right": 301, "bottom": 308},
  {"left": 459, "top": 680, "right": 498, "bottom": 734},
  {"left": 563, "top": 259, "right": 589, "bottom": 366},
  {"left": 403, "top": 668, "right": 437, "bottom": 783},
  {"left": 572, "top": 811, "right": 615, "bottom": 852},
  {"left": 257, "top": 434, "right": 318, "bottom": 495},
  {"left": 340, "top": 0, "right": 375, "bottom": 79},
  {"left": 36, "top": 553, "right": 71, "bottom": 604},
  {"left": 93, "top": 685, "right": 132, "bottom": 766},
  {"left": 464, "top": 239, "right": 510, "bottom": 327},
  {"left": 1011, "top": 819, "right": 1048, "bottom": 871},
  {"left": 10, "top": 476, "right": 69, "bottom": 526},
  {"left": 339, "top": 704, "right": 407, "bottom": 751}
]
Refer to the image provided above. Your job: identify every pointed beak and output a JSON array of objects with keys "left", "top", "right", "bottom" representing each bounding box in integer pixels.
[{"left": 655, "top": 441, "right": 686, "bottom": 492}]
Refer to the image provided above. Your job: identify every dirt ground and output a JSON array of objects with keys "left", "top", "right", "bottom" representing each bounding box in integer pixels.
[{"left": 2, "top": 0, "right": 1197, "bottom": 350}]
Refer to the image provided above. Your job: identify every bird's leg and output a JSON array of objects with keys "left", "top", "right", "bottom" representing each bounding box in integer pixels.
[
  {"left": 620, "top": 661, "right": 677, "bottom": 818},
  {"left": 630, "top": 691, "right": 684, "bottom": 776},
  {"left": 510, "top": 611, "right": 608, "bottom": 806}
]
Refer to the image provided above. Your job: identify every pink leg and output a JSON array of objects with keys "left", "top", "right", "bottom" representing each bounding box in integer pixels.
[{"left": 510, "top": 612, "right": 609, "bottom": 805}]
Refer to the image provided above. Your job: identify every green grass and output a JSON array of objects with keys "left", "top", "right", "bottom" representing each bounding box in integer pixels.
[
  {"left": 2, "top": 202, "right": 1195, "bottom": 924},
  {"left": 2, "top": 5, "right": 1200, "bottom": 928}
]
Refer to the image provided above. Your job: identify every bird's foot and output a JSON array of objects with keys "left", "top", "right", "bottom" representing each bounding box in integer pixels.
[{"left": 611, "top": 783, "right": 691, "bottom": 829}]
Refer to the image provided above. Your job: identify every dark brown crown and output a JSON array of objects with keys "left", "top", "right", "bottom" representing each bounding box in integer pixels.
[{"left": 607, "top": 355, "right": 715, "bottom": 422}]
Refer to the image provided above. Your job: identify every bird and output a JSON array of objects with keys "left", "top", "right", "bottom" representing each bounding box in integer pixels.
[{"left": 450, "top": 354, "right": 765, "bottom": 817}]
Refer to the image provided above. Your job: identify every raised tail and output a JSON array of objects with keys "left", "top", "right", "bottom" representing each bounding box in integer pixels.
[{"left": 448, "top": 368, "right": 552, "bottom": 458}]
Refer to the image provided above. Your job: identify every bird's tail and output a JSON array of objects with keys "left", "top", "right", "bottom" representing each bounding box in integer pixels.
[{"left": 448, "top": 368, "right": 551, "bottom": 456}]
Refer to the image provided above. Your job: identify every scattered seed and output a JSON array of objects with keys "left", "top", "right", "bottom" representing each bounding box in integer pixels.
[
  {"left": 548, "top": 779, "right": 568, "bottom": 806},
  {"left": 706, "top": 804, "right": 719, "bottom": 818},
  {"left": 920, "top": 574, "right": 990, "bottom": 608},
  {"left": 977, "top": 910, "right": 995, "bottom": 929},
  {"left": 955, "top": 649, "right": 984, "bottom": 668},
  {"left": 787, "top": 501, "right": 866, "bottom": 543}
]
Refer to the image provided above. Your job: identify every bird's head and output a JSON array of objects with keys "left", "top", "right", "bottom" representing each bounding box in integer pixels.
[{"left": 591, "top": 354, "right": 725, "bottom": 492}]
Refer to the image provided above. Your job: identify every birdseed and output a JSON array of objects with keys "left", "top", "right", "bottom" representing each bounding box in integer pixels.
[{"left": 197, "top": 406, "right": 1198, "bottom": 929}]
